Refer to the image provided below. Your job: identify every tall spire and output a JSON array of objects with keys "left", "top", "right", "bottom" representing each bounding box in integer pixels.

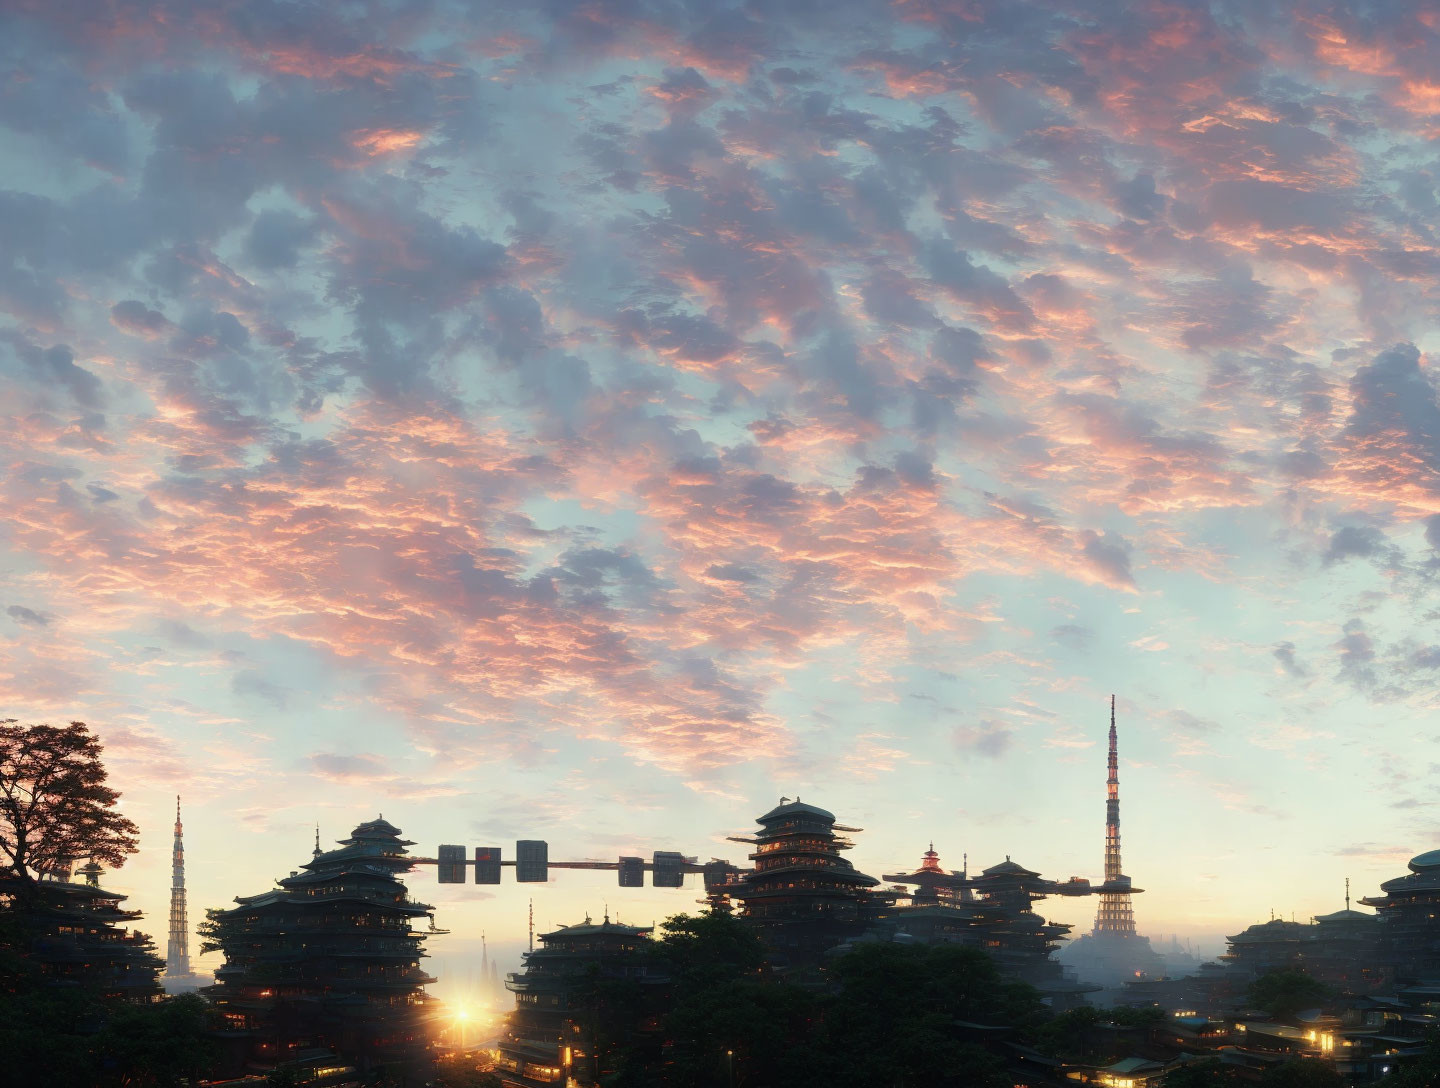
[
  {"left": 1094, "top": 696, "right": 1136, "bottom": 937},
  {"left": 166, "top": 795, "right": 193, "bottom": 978}
]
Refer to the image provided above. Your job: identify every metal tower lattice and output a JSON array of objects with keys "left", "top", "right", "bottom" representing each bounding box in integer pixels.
[
  {"left": 1093, "top": 696, "right": 1135, "bottom": 936},
  {"left": 166, "top": 795, "right": 192, "bottom": 977}
]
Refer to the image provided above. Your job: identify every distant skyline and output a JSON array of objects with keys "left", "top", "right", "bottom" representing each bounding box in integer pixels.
[{"left": 5, "top": 0, "right": 1440, "bottom": 991}]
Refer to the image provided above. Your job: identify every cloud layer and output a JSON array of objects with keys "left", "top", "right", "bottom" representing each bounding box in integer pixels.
[{"left": 5, "top": 0, "right": 1440, "bottom": 940}]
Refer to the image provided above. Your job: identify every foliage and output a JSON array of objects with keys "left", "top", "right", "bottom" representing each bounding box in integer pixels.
[
  {"left": 1257, "top": 1057, "right": 1344, "bottom": 1088},
  {"left": 1033, "top": 1003, "right": 1166, "bottom": 1063},
  {"left": 92, "top": 994, "right": 218, "bottom": 1087},
  {"left": 0, "top": 719, "right": 140, "bottom": 897},
  {"left": 1108, "top": 1005, "right": 1168, "bottom": 1028},
  {"left": 661, "top": 972, "right": 818, "bottom": 1087},
  {"left": 0, "top": 983, "right": 217, "bottom": 1087},
  {"left": 655, "top": 910, "right": 769, "bottom": 983},
  {"left": 196, "top": 906, "right": 231, "bottom": 957},
  {"left": 1245, "top": 968, "right": 1332, "bottom": 1020},
  {"left": 816, "top": 941, "right": 1044, "bottom": 1088},
  {"left": 0, "top": 969, "right": 108, "bottom": 1086},
  {"left": 604, "top": 909, "right": 818, "bottom": 1087},
  {"left": 1163, "top": 1058, "right": 1239, "bottom": 1087},
  {"left": 1035, "top": 1005, "right": 1106, "bottom": 1062},
  {"left": 589, "top": 914, "right": 1054, "bottom": 1087},
  {"left": 1376, "top": 1028, "right": 1440, "bottom": 1086}
]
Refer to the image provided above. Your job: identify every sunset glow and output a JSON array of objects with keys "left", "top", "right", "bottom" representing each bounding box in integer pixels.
[{"left": 3, "top": 0, "right": 1440, "bottom": 992}]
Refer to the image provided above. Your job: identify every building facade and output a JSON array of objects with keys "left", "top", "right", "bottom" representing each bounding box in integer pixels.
[
  {"left": 726, "top": 799, "right": 879, "bottom": 967},
  {"left": 1, "top": 861, "right": 164, "bottom": 1003},
  {"left": 1362, "top": 849, "right": 1440, "bottom": 983},
  {"left": 497, "top": 916, "right": 662, "bottom": 1087},
  {"left": 201, "top": 817, "right": 439, "bottom": 1081}
]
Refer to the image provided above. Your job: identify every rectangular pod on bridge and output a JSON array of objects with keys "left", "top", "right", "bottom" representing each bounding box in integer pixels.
[
  {"left": 515, "top": 839, "right": 549, "bottom": 883},
  {"left": 438, "top": 844, "right": 466, "bottom": 884},
  {"left": 703, "top": 860, "right": 737, "bottom": 891},
  {"left": 617, "top": 856, "right": 644, "bottom": 887},
  {"left": 474, "top": 846, "right": 502, "bottom": 885},
  {"left": 652, "top": 850, "right": 684, "bottom": 888}
]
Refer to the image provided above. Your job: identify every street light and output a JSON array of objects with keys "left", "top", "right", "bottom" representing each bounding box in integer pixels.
[{"left": 726, "top": 1048, "right": 734, "bottom": 1088}]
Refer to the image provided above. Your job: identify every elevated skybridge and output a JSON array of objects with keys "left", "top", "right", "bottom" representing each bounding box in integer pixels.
[
  {"left": 412, "top": 840, "right": 1135, "bottom": 904},
  {"left": 412, "top": 841, "right": 744, "bottom": 892}
]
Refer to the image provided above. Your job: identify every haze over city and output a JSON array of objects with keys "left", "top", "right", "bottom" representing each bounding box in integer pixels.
[{"left": 6, "top": 0, "right": 1440, "bottom": 1006}]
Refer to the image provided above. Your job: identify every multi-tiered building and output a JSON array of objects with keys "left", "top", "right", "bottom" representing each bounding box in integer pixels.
[
  {"left": 1, "top": 859, "right": 164, "bottom": 1003},
  {"left": 1362, "top": 849, "right": 1440, "bottom": 983},
  {"left": 497, "top": 915, "right": 663, "bottom": 1087},
  {"left": 876, "top": 846, "right": 1100, "bottom": 1006},
  {"left": 201, "top": 817, "right": 440, "bottom": 1082},
  {"left": 726, "top": 799, "right": 879, "bottom": 967}
]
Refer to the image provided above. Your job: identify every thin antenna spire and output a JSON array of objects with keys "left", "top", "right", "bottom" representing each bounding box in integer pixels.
[
  {"left": 528, "top": 898, "right": 534, "bottom": 953},
  {"left": 313, "top": 823, "right": 321, "bottom": 856},
  {"left": 1095, "top": 694, "right": 1136, "bottom": 937},
  {"left": 1346, "top": 877, "right": 1351, "bottom": 911},
  {"left": 165, "top": 794, "right": 192, "bottom": 980}
]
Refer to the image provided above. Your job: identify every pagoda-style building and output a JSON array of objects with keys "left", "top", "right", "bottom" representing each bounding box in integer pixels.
[
  {"left": 201, "top": 817, "right": 440, "bottom": 1081},
  {"left": 1308, "top": 899, "right": 1383, "bottom": 991},
  {"left": 1362, "top": 849, "right": 1440, "bottom": 983},
  {"left": 726, "top": 799, "right": 879, "bottom": 966},
  {"left": 0, "top": 859, "right": 163, "bottom": 1003},
  {"left": 1220, "top": 916, "right": 1312, "bottom": 978},
  {"left": 970, "top": 858, "right": 1084, "bottom": 984},
  {"left": 497, "top": 915, "right": 663, "bottom": 1087},
  {"left": 1221, "top": 899, "right": 1381, "bottom": 990},
  {"left": 879, "top": 847, "right": 1098, "bottom": 1006}
]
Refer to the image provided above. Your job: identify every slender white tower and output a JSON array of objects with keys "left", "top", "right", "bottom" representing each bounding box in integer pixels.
[{"left": 166, "top": 795, "right": 192, "bottom": 978}]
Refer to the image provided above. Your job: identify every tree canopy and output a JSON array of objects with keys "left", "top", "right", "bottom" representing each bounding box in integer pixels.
[
  {"left": 0, "top": 720, "right": 139, "bottom": 893},
  {"left": 1163, "top": 1057, "right": 1238, "bottom": 1087},
  {"left": 1258, "top": 1057, "right": 1344, "bottom": 1088},
  {"left": 1245, "top": 968, "right": 1332, "bottom": 1020},
  {"left": 595, "top": 913, "right": 1046, "bottom": 1088}
]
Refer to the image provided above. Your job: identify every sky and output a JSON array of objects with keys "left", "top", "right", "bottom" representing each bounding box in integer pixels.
[{"left": 5, "top": 0, "right": 1440, "bottom": 997}]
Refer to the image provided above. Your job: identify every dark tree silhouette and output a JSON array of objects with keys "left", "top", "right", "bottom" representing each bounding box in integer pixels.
[
  {"left": 0, "top": 720, "right": 139, "bottom": 897},
  {"left": 1163, "top": 1058, "right": 1238, "bottom": 1086},
  {"left": 1376, "top": 1028, "right": 1440, "bottom": 1086},
  {"left": 1246, "top": 968, "right": 1331, "bottom": 1020},
  {"left": 1258, "top": 1057, "right": 1343, "bottom": 1088}
]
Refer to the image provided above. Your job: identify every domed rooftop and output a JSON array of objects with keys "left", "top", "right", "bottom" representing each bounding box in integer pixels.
[
  {"left": 757, "top": 798, "right": 836, "bottom": 823},
  {"left": 1313, "top": 908, "right": 1375, "bottom": 924},
  {"left": 1409, "top": 849, "right": 1440, "bottom": 873},
  {"left": 980, "top": 857, "right": 1040, "bottom": 878}
]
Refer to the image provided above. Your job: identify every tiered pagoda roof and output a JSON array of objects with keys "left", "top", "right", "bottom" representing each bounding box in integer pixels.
[
  {"left": 726, "top": 797, "right": 879, "bottom": 965},
  {"left": 202, "top": 816, "right": 439, "bottom": 1082},
  {"left": 498, "top": 913, "right": 663, "bottom": 1087},
  {"left": 2, "top": 871, "right": 164, "bottom": 1002},
  {"left": 1360, "top": 849, "right": 1440, "bottom": 983}
]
